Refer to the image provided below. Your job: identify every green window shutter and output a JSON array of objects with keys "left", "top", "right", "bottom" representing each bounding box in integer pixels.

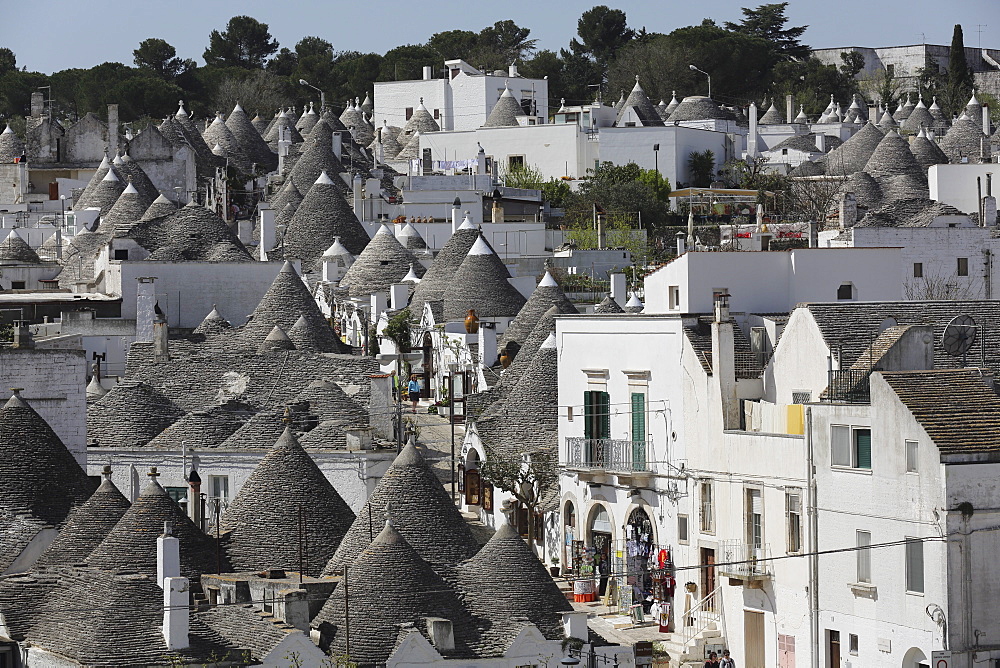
[
  {"left": 598, "top": 391, "right": 611, "bottom": 439},
  {"left": 583, "top": 390, "right": 594, "bottom": 440},
  {"left": 855, "top": 429, "right": 872, "bottom": 469},
  {"left": 631, "top": 392, "right": 645, "bottom": 441}
]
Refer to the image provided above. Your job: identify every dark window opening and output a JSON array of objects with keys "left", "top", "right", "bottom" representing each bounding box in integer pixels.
[
  {"left": 433, "top": 109, "right": 440, "bottom": 119},
  {"left": 10, "top": 281, "right": 25, "bottom": 290},
  {"left": 837, "top": 283, "right": 853, "bottom": 300},
  {"left": 114, "top": 249, "right": 128, "bottom": 260},
  {"left": 405, "top": 107, "right": 414, "bottom": 120},
  {"left": 913, "top": 262, "right": 923, "bottom": 278},
  {"left": 508, "top": 155, "right": 525, "bottom": 170},
  {"left": 958, "top": 257, "right": 969, "bottom": 276}
]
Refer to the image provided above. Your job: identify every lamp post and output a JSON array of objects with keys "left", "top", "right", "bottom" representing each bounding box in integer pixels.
[
  {"left": 57, "top": 195, "right": 65, "bottom": 260},
  {"left": 689, "top": 64, "right": 711, "bottom": 99},
  {"left": 448, "top": 362, "right": 459, "bottom": 502},
  {"left": 298, "top": 79, "right": 326, "bottom": 114},
  {"left": 652, "top": 143, "right": 659, "bottom": 175}
]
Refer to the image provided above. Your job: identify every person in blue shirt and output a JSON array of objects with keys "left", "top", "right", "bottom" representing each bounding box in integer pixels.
[{"left": 408, "top": 375, "right": 420, "bottom": 413}]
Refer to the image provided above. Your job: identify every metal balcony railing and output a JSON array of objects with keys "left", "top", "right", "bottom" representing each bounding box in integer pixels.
[
  {"left": 825, "top": 368, "right": 875, "bottom": 403},
  {"left": 718, "top": 540, "right": 772, "bottom": 580},
  {"left": 565, "top": 437, "right": 652, "bottom": 473}
]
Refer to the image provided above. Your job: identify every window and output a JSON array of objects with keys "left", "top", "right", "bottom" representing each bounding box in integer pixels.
[
  {"left": 114, "top": 249, "right": 128, "bottom": 260},
  {"left": 700, "top": 480, "right": 714, "bottom": 533},
  {"left": 747, "top": 489, "right": 763, "bottom": 550},
  {"left": 165, "top": 486, "right": 188, "bottom": 507},
  {"left": 905, "top": 538, "right": 924, "bottom": 593},
  {"left": 856, "top": 530, "right": 871, "bottom": 583},
  {"left": 10, "top": 281, "right": 25, "bottom": 290},
  {"left": 786, "top": 491, "right": 802, "bottom": 553},
  {"left": 886, "top": 64, "right": 895, "bottom": 76},
  {"left": 837, "top": 283, "right": 854, "bottom": 300},
  {"left": 958, "top": 257, "right": 969, "bottom": 276},
  {"left": 631, "top": 392, "right": 646, "bottom": 441},
  {"left": 583, "top": 390, "right": 610, "bottom": 441},
  {"left": 678, "top": 515, "right": 689, "bottom": 544},
  {"left": 208, "top": 475, "right": 229, "bottom": 502},
  {"left": 831, "top": 425, "right": 872, "bottom": 470},
  {"left": 913, "top": 262, "right": 923, "bottom": 278},
  {"left": 433, "top": 108, "right": 439, "bottom": 119},
  {"left": 405, "top": 107, "right": 414, "bottom": 120},
  {"left": 507, "top": 155, "right": 525, "bottom": 170},
  {"left": 906, "top": 440, "right": 919, "bottom": 473},
  {"left": 849, "top": 633, "right": 859, "bottom": 655},
  {"left": 669, "top": 286, "right": 681, "bottom": 309},
  {"left": 792, "top": 391, "right": 811, "bottom": 404}
]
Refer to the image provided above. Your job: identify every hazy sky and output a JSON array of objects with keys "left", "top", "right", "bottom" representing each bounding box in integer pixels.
[{"left": 5, "top": 0, "right": 999, "bottom": 74}]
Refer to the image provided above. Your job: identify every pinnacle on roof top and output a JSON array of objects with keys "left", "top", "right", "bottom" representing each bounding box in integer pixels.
[
  {"left": 101, "top": 170, "right": 119, "bottom": 182},
  {"left": 538, "top": 270, "right": 557, "bottom": 287},
  {"left": 468, "top": 235, "right": 493, "bottom": 255},
  {"left": 458, "top": 213, "right": 475, "bottom": 229},
  {"left": 540, "top": 331, "right": 557, "bottom": 349},
  {"left": 403, "top": 263, "right": 421, "bottom": 283},
  {"left": 175, "top": 100, "right": 188, "bottom": 118},
  {"left": 122, "top": 183, "right": 138, "bottom": 195},
  {"left": 322, "top": 237, "right": 353, "bottom": 258},
  {"left": 375, "top": 223, "right": 393, "bottom": 236},
  {"left": 315, "top": 170, "right": 335, "bottom": 185}
]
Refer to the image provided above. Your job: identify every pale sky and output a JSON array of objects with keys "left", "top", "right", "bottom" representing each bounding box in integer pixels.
[{"left": 4, "top": 0, "right": 999, "bottom": 74}]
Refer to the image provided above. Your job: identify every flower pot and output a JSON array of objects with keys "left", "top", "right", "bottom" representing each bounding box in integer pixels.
[
  {"left": 499, "top": 349, "right": 511, "bottom": 369},
  {"left": 549, "top": 566, "right": 561, "bottom": 577},
  {"left": 464, "top": 309, "right": 480, "bottom": 334}
]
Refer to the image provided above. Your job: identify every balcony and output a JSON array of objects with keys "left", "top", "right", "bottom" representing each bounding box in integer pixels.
[
  {"left": 718, "top": 540, "right": 772, "bottom": 587},
  {"left": 565, "top": 437, "right": 653, "bottom": 482}
]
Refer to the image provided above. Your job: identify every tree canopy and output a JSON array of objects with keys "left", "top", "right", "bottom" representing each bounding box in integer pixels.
[
  {"left": 203, "top": 16, "right": 280, "bottom": 69},
  {"left": 723, "top": 3, "right": 809, "bottom": 60}
]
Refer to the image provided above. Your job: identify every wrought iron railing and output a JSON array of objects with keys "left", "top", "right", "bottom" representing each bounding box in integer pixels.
[
  {"left": 681, "top": 585, "right": 722, "bottom": 647},
  {"left": 565, "top": 437, "right": 652, "bottom": 472},
  {"left": 718, "top": 540, "right": 772, "bottom": 580},
  {"left": 825, "top": 368, "right": 876, "bottom": 403}
]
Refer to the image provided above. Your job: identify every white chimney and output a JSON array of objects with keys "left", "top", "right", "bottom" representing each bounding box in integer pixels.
[
  {"left": 478, "top": 320, "right": 497, "bottom": 366},
  {"left": 422, "top": 66, "right": 432, "bottom": 81},
  {"left": 508, "top": 63, "right": 518, "bottom": 78},
  {"left": 162, "top": 576, "right": 190, "bottom": 650},
  {"left": 451, "top": 197, "right": 462, "bottom": 232},
  {"left": 747, "top": 102, "right": 758, "bottom": 158},
  {"left": 562, "top": 611, "right": 588, "bottom": 641},
  {"left": 711, "top": 290, "right": 739, "bottom": 430},
  {"left": 153, "top": 308, "right": 170, "bottom": 362},
  {"left": 610, "top": 273, "right": 627, "bottom": 307},
  {"left": 425, "top": 618, "right": 455, "bottom": 651},
  {"left": 390, "top": 283, "right": 409, "bottom": 310},
  {"left": 135, "top": 277, "right": 157, "bottom": 343},
  {"left": 371, "top": 291, "right": 388, "bottom": 321},
  {"left": 675, "top": 231, "right": 686, "bottom": 256},
  {"left": 157, "top": 522, "right": 180, "bottom": 588},
  {"left": 258, "top": 205, "right": 276, "bottom": 261},
  {"left": 815, "top": 133, "right": 826, "bottom": 153},
  {"left": 331, "top": 132, "right": 343, "bottom": 160},
  {"left": 984, "top": 105, "right": 991, "bottom": 135}
]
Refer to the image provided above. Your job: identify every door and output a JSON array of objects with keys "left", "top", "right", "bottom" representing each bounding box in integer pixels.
[
  {"left": 828, "top": 630, "right": 840, "bottom": 667},
  {"left": 744, "top": 610, "right": 765, "bottom": 668},
  {"left": 701, "top": 548, "right": 716, "bottom": 610},
  {"left": 421, "top": 333, "right": 433, "bottom": 399}
]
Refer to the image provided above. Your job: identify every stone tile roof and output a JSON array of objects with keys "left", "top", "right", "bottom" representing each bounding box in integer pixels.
[
  {"left": 377, "top": 122, "right": 405, "bottom": 158},
  {"left": 453, "top": 522, "right": 572, "bottom": 652},
  {"left": 103, "top": 182, "right": 153, "bottom": 236},
  {"left": 486, "top": 305, "right": 562, "bottom": 410},
  {"left": 939, "top": 117, "right": 988, "bottom": 163},
  {"left": 339, "top": 225, "right": 426, "bottom": 297},
  {"left": 72, "top": 155, "right": 114, "bottom": 208},
  {"left": 398, "top": 222, "right": 427, "bottom": 249},
  {"left": 313, "top": 521, "right": 475, "bottom": 663},
  {"left": 251, "top": 113, "right": 269, "bottom": 135},
  {"left": 837, "top": 170, "right": 883, "bottom": 211},
  {"left": 144, "top": 402, "right": 253, "bottom": 449},
  {"left": 804, "top": 301, "right": 1000, "bottom": 373},
  {"left": 682, "top": 316, "right": 759, "bottom": 376},
  {"left": 35, "top": 468, "right": 130, "bottom": 567},
  {"left": 339, "top": 102, "right": 364, "bottom": 131},
  {"left": 0, "top": 392, "right": 96, "bottom": 524},
  {"left": 443, "top": 235, "right": 526, "bottom": 320},
  {"left": 286, "top": 133, "right": 348, "bottom": 195},
  {"left": 398, "top": 99, "right": 440, "bottom": 147},
  {"left": 485, "top": 87, "right": 526, "bottom": 127},
  {"left": 0, "top": 229, "right": 40, "bottom": 264},
  {"left": 855, "top": 198, "right": 964, "bottom": 228},
  {"left": 191, "top": 305, "right": 233, "bottom": 338},
  {"left": 0, "top": 123, "right": 25, "bottom": 162},
  {"left": 863, "top": 130, "right": 924, "bottom": 179},
  {"left": 225, "top": 103, "right": 278, "bottom": 172},
  {"left": 614, "top": 78, "right": 665, "bottom": 127},
  {"left": 125, "top": 201, "right": 255, "bottom": 262},
  {"left": 203, "top": 114, "right": 251, "bottom": 171},
  {"left": 323, "top": 442, "right": 479, "bottom": 573},
  {"left": 909, "top": 132, "right": 950, "bottom": 170},
  {"left": 396, "top": 131, "right": 422, "bottom": 161},
  {"left": 87, "top": 380, "right": 185, "bottom": 448},
  {"left": 173, "top": 107, "right": 224, "bottom": 177},
  {"left": 880, "top": 369, "right": 1000, "bottom": 454},
  {"left": 142, "top": 193, "right": 178, "bottom": 220},
  {"left": 772, "top": 133, "right": 841, "bottom": 153},
  {"left": 264, "top": 109, "right": 304, "bottom": 147},
  {"left": 220, "top": 427, "right": 355, "bottom": 574},
  {"left": 87, "top": 472, "right": 221, "bottom": 577},
  {"left": 788, "top": 160, "right": 824, "bottom": 177},
  {"left": 117, "top": 152, "right": 161, "bottom": 203},
  {"left": 666, "top": 96, "right": 734, "bottom": 122},
  {"left": 594, "top": 294, "right": 625, "bottom": 313},
  {"left": 499, "top": 271, "right": 577, "bottom": 349},
  {"left": 758, "top": 102, "right": 784, "bottom": 124},
  {"left": 269, "top": 179, "right": 304, "bottom": 222},
  {"left": 901, "top": 103, "right": 935, "bottom": 135},
  {"left": 296, "top": 103, "right": 319, "bottom": 133},
  {"left": 74, "top": 168, "right": 125, "bottom": 215},
  {"left": 821, "top": 122, "right": 884, "bottom": 176},
  {"left": 260, "top": 324, "right": 296, "bottom": 353},
  {"left": 197, "top": 603, "right": 303, "bottom": 663},
  {"left": 242, "top": 260, "right": 349, "bottom": 352}
]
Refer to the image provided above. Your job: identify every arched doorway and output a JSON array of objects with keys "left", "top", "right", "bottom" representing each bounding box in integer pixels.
[
  {"left": 625, "top": 506, "right": 656, "bottom": 616},
  {"left": 588, "top": 504, "right": 613, "bottom": 596},
  {"left": 421, "top": 332, "right": 433, "bottom": 399},
  {"left": 563, "top": 500, "right": 576, "bottom": 573},
  {"left": 901, "top": 647, "right": 928, "bottom": 668},
  {"left": 464, "top": 449, "right": 481, "bottom": 507}
]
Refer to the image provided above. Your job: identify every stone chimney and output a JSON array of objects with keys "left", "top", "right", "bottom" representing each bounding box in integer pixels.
[
  {"left": 30, "top": 91, "right": 44, "bottom": 119},
  {"left": 610, "top": 273, "right": 627, "bottom": 307},
  {"left": 107, "top": 104, "right": 119, "bottom": 157},
  {"left": 711, "top": 290, "right": 739, "bottom": 430},
  {"left": 839, "top": 192, "right": 858, "bottom": 229},
  {"left": 162, "top": 575, "right": 190, "bottom": 650},
  {"left": 785, "top": 94, "right": 794, "bottom": 124},
  {"left": 11, "top": 320, "right": 33, "bottom": 349},
  {"left": 188, "top": 469, "right": 202, "bottom": 528},
  {"left": 424, "top": 618, "right": 455, "bottom": 651},
  {"left": 157, "top": 521, "right": 180, "bottom": 588},
  {"left": 747, "top": 102, "right": 758, "bottom": 158},
  {"left": 153, "top": 305, "right": 170, "bottom": 362},
  {"left": 136, "top": 277, "right": 157, "bottom": 343},
  {"left": 390, "top": 283, "right": 409, "bottom": 311}
]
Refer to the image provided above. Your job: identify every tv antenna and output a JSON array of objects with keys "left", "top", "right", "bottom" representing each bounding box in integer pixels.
[{"left": 941, "top": 314, "right": 977, "bottom": 366}]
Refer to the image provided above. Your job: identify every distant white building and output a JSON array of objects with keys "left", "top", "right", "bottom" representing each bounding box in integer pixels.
[{"left": 813, "top": 43, "right": 1000, "bottom": 92}]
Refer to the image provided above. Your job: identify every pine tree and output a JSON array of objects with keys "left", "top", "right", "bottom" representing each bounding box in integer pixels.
[{"left": 945, "top": 24, "right": 974, "bottom": 117}]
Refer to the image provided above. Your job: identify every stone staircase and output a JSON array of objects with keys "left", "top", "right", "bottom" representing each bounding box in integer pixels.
[{"left": 656, "top": 622, "right": 724, "bottom": 667}]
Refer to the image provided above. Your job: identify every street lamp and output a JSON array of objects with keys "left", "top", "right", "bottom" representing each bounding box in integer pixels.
[
  {"left": 689, "top": 64, "right": 712, "bottom": 99},
  {"left": 298, "top": 79, "right": 325, "bottom": 114},
  {"left": 57, "top": 195, "right": 65, "bottom": 260},
  {"left": 652, "top": 143, "right": 660, "bottom": 174}
]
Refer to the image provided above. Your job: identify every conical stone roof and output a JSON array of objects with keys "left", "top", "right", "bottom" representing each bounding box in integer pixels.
[
  {"left": 87, "top": 381, "right": 184, "bottom": 448},
  {"left": 454, "top": 522, "right": 572, "bottom": 649},
  {"left": 284, "top": 171, "right": 370, "bottom": 268},
  {"left": 594, "top": 294, "right": 625, "bottom": 313},
  {"left": 929, "top": 97, "right": 947, "bottom": 125},
  {"left": 666, "top": 96, "right": 733, "bottom": 122},
  {"left": 863, "top": 130, "right": 924, "bottom": 179},
  {"left": 221, "top": 427, "right": 355, "bottom": 575},
  {"left": 242, "top": 260, "right": 347, "bottom": 352},
  {"left": 0, "top": 229, "right": 40, "bottom": 264},
  {"left": 75, "top": 169, "right": 125, "bottom": 215},
  {"left": 191, "top": 305, "right": 232, "bottom": 337},
  {"left": 260, "top": 324, "right": 296, "bottom": 353},
  {"left": 0, "top": 392, "right": 95, "bottom": 524},
  {"left": 965, "top": 92, "right": 983, "bottom": 125},
  {"left": 339, "top": 225, "right": 426, "bottom": 297},
  {"left": 758, "top": 101, "right": 784, "bottom": 124},
  {"left": 376, "top": 122, "right": 404, "bottom": 159},
  {"left": 113, "top": 152, "right": 160, "bottom": 203},
  {"left": 226, "top": 103, "right": 278, "bottom": 171},
  {"left": 35, "top": 467, "right": 130, "bottom": 567},
  {"left": 295, "top": 102, "right": 319, "bottom": 133},
  {"left": 87, "top": 471, "right": 220, "bottom": 577},
  {"left": 286, "top": 134, "right": 347, "bottom": 194},
  {"left": 269, "top": 180, "right": 304, "bottom": 222},
  {"left": 663, "top": 92, "right": 680, "bottom": 117},
  {"left": 264, "top": 110, "right": 303, "bottom": 147},
  {"left": 939, "top": 117, "right": 988, "bottom": 163},
  {"left": 102, "top": 183, "right": 153, "bottom": 237},
  {"left": 142, "top": 194, "right": 177, "bottom": 221},
  {"left": 0, "top": 124, "right": 25, "bottom": 162},
  {"left": 901, "top": 101, "right": 935, "bottom": 135},
  {"left": 397, "top": 99, "right": 439, "bottom": 147},
  {"left": 323, "top": 441, "right": 479, "bottom": 573},
  {"left": 443, "top": 236, "right": 526, "bottom": 321},
  {"left": 251, "top": 112, "right": 269, "bottom": 135},
  {"left": 313, "top": 521, "right": 471, "bottom": 663},
  {"left": 615, "top": 77, "right": 664, "bottom": 127},
  {"left": 909, "top": 131, "right": 949, "bottom": 170},
  {"left": 204, "top": 114, "right": 249, "bottom": 170},
  {"left": 837, "top": 171, "right": 883, "bottom": 211},
  {"left": 73, "top": 155, "right": 115, "bottom": 209},
  {"left": 397, "top": 222, "right": 427, "bottom": 249},
  {"left": 822, "top": 121, "right": 884, "bottom": 176},
  {"left": 625, "top": 294, "right": 644, "bottom": 313},
  {"left": 408, "top": 221, "right": 480, "bottom": 315},
  {"left": 339, "top": 101, "right": 363, "bottom": 130},
  {"left": 125, "top": 200, "right": 253, "bottom": 261},
  {"left": 144, "top": 403, "right": 252, "bottom": 450},
  {"left": 360, "top": 94, "right": 373, "bottom": 116},
  {"left": 499, "top": 271, "right": 576, "bottom": 349},
  {"left": 86, "top": 376, "right": 108, "bottom": 402},
  {"left": 484, "top": 87, "right": 526, "bottom": 128},
  {"left": 395, "top": 131, "right": 422, "bottom": 161}
]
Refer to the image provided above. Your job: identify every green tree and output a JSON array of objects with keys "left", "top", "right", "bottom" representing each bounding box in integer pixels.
[
  {"left": 203, "top": 16, "right": 279, "bottom": 69},
  {"left": 133, "top": 38, "right": 193, "bottom": 79},
  {"left": 945, "top": 24, "right": 974, "bottom": 116},
  {"left": 687, "top": 150, "right": 716, "bottom": 187},
  {"left": 557, "top": 48, "right": 604, "bottom": 104},
  {"left": 860, "top": 66, "right": 900, "bottom": 105},
  {"left": 541, "top": 178, "right": 572, "bottom": 209},
  {"left": 479, "top": 450, "right": 559, "bottom": 554},
  {"left": 839, "top": 51, "right": 865, "bottom": 78},
  {"left": 213, "top": 69, "right": 288, "bottom": 119},
  {"left": 569, "top": 6, "right": 634, "bottom": 68},
  {"left": 771, "top": 57, "right": 858, "bottom": 115},
  {"left": 638, "top": 169, "right": 671, "bottom": 201},
  {"left": 428, "top": 30, "right": 480, "bottom": 61},
  {"left": 0, "top": 48, "right": 16, "bottom": 76},
  {"left": 478, "top": 20, "right": 538, "bottom": 67},
  {"left": 267, "top": 48, "right": 298, "bottom": 77},
  {"left": 724, "top": 2, "right": 809, "bottom": 60},
  {"left": 380, "top": 44, "right": 438, "bottom": 82}
]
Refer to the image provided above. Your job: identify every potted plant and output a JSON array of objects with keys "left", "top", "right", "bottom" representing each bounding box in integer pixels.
[{"left": 549, "top": 556, "right": 561, "bottom": 578}]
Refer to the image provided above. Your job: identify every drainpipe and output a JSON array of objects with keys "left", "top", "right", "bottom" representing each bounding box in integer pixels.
[{"left": 806, "top": 407, "right": 819, "bottom": 668}]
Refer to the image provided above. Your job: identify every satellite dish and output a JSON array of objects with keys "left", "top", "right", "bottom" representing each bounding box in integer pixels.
[{"left": 941, "top": 314, "right": 977, "bottom": 358}]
